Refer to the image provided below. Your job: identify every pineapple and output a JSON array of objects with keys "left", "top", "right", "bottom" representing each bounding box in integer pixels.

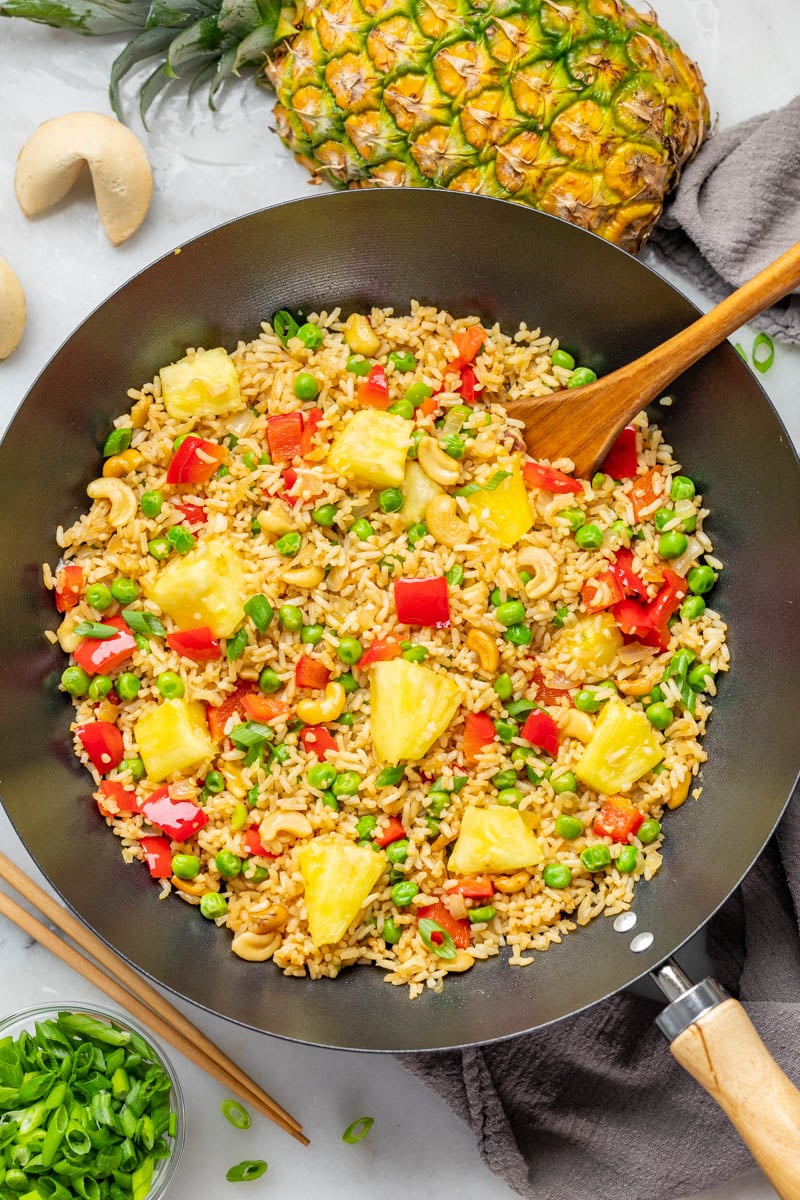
[
  {"left": 467, "top": 459, "right": 533, "bottom": 549},
  {"left": 575, "top": 696, "right": 663, "bottom": 792},
  {"left": 448, "top": 804, "right": 543, "bottom": 875},
  {"left": 134, "top": 697, "right": 215, "bottom": 781},
  {"left": 1, "top": 0, "right": 709, "bottom": 253},
  {"left": 160, "top": 347, "right": 243, "bottom": 421},
  {"left": 327, "top": 409, "right": 410, "bottom": 488},
  {"left": 554, "top": 610, "right": 623, "bottom": 679},
  {"left": 297, "top": 835, "right": 385, "bottom": 946},
  {"left": 145, "top": 537, "right": 248, "bottom": 638},
  {"left": 401, "top": 460, "right": 442, "bottom": 528},
  {"left": 370, "top": 657, "right": 461, "bottom": 762}
]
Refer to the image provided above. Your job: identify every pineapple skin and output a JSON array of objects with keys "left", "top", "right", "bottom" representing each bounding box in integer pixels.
[{"left": 267, "top": 0, "right": 709, "bottom": 253}]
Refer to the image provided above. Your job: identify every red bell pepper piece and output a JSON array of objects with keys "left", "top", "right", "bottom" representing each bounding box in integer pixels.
[
  {"left": 600, "top": 424, "right": 638, "bottom": 480},
  {"left": 166, "top": 435, "right": 227, "bottom": 485},
  {"left": 611, "top": 598, "right": 659, "bottom": 645},
  {"left": 394, "top": 576, "right": 450, "bottom": 628},
  {"left": 357, "top": 364, "right": 390, "bottom": 409},
  {"left": 266, "top": 412, "right": 304, "bottom": 464},
  {"left": 172, "top": 502, "right": 207, "bottom": 527},
  {"left": 451, "top": 326, "right": 485, "bottom": 369},
  {"left": 140, "top": 785, "right": 208, "bottom": 841},
  {"left": 299, "top": 725, "right": 338, "bottom": 760},
  {"left": 54, "top": 564, "right": 83, "bottom": 612},
  {"left": 300, "top": 406, "right": 324, "bottom": 457},
  {"left": 463, "top": 711, "right": 496, "bottom": 766},
  {"left": 207, "top": 684, "right": 251, "bottom": 741},
  {"left": 418, "top": 392, "right": 440, "bottom": 418},
  {"left": 166, "top": 627, "right": 222, "bottom": 663},
  {"left": 281, "top": 466, "right": 299, "bottom": 507},
  {"left": 523, "top": 460, "right": 583, "bottom": 495},
  {"left": 521, "top": 709, "right": 560, "bottom": 757},
  {"left": 140, "top": 836, "right": 172, "bottom": 879},
  {"left": 241, "top": 693, "right": 291, "bottom": 723},
  {"left": 73, "top": 615, "right": 136, "bottom": 677},
  {"left": 295, "top": 655, "right": 331, "bottom": 689},
  {"left": 244, "top": 825, "right": 277, "bottom": 859},
  {"left": 645, "top": 569, "right": 687, "bottom": 648},
  {"left": 447, "top": 878, "right": 495, "bottom": 900},
  {"left": 609, "top": 547, "right": 648, "bottom": 599},
  {"left": 358, "top": 637, "right": 402, "bottom": 668},
  {"left": 458, "top": 365, "right": 477, "bottom": 404},
  {"left": 529, "top": 663, "right": 575, "bottom": 706},
  {"left": 375, "top": 817, "right": 405, "bottom": 848},
  {"left": 628, "top": 467, "right": 665, "bottom": 522},
  {"left": 593, "top": 796, "right": 645, "bottom": 843},
  {"left": 581, "top": 570, "right": 625, "bottom": 614},
  {"left": 96, "top": 780, "right": 139, "bottom": 817},
  {"left": 418, "top": 901, "right": 471, "bottom": 949},
  {"left": 76, "top": 721, "right": 125, "bottom": 773}
]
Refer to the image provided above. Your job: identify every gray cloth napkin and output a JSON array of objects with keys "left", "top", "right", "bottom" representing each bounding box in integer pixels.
[
  {"left": 648, "top": 95, "right": 800, "bottom": 346},
  {"left": 402, "top": 796, "right": 800, "bottom": 1199}
]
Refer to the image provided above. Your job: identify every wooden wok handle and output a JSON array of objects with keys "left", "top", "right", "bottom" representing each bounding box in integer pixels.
[{"left": 671, "top": 998, "right": 800, "bottom": 1199}]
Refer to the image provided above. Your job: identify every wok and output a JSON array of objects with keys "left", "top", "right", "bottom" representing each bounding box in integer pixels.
[{"left": 1, "top": 189, "right": 800, "bottom": 1179}]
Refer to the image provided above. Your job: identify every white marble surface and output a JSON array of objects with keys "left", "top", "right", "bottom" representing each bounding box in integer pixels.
[{"left": 1, "top": 1, "right": 799, "bottom": 1196}]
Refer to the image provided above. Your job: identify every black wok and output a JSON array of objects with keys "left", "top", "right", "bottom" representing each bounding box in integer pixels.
[{"left": 1, "top": 191, "right": 799, "bottom": 1076}]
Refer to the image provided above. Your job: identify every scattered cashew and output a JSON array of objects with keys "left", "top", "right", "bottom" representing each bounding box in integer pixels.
[
  {"left": 425, "top": 494, "right": 472, "bottom": 548},
  {"left": 551, "top": 707, "right": 594, "bottom": 743},
  {"left": 257, "top": 504, "right": 295, "bottom": 536},
  {"left": 253, "top": 904, "right": 289, "bottom": 933},
  {"left": 130, "top": 396, "right": 152, "bottom": 428},
  {"left": 223, "top": 762, "right": 247, "bottom": 799},
  {"left": 231, "top": 930, "right": 282, "bottom": 962},
  {"left": 171, "top": 876, "right": 207, "bottom": 898},
  {"left": 103, "top": 447, "right": 142, "bottom": 478},
  {"left": 57, "top": 610, "right": 84, "bottom": 653},
  {"left": 466, "top": 628, "right": 499, "bottom": 673},
  {"left": 417, "top": 437, "right": 461, "bottom": 486},
  {"left": 86, "top": 477, "right": 137, "bottom": 528},
  {"left": 259, "top": 810, "right": 313, "bottom": 844},
  {"left": 667, "top": 773, "right": 692, "bottom": 810},
  {"left": 493, "top": 870, "right": 531, "bottom": 894},
  {"left": 344, "top": 312, "right": 380, "bottom": 357},
  {"left": 15, "top": 113, "right": 153, "bottom": 246},
  {"left": 0, "top": 258, "right": 26, "bottom": 360},
  {"left": 444, "top": 950, "right": 475, "bottom": 973},
  {"left": 517, "top": 546, "right": 559, "bottom": 600},
  {"left": 282, "top": 564, "right": 325, "bottom": 589},
  {"left": 618, "top": 667, "right": 660, "bottom": 697},
  {"left": 296, "top": 681, "right": 346, "bottom": 725}
]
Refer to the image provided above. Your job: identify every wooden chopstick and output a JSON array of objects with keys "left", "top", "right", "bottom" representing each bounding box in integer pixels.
[{"left": 0, "top": 852, "right": 308, "bottom": 1146}]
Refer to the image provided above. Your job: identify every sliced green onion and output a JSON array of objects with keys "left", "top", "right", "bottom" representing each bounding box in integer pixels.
[
  {"left": 229, "top": 721, "right": 275, "bottom": 749},
  {"left": 122, "top": 608, "right": 166, "bottom": 638},
  {"left": 226, "top": 628, "right": 249, "bottom": 662},
  {"left": 342, "top": 1116, "right": 375, "bottom": 1144},
  {"left": 244, "top": 593, "right": 274, "bottom": 633},
  {"left": 483, "top": 469, "right": 511, "bottom": 491},
  {"left": 751, "top": 332, "right": 775, "bottom": 374},
  {"left": 73, "top": 621, "right": 119, "bottom": 639},
  {"left": 418, "top": 918, "right": 457, "bottom": 960},
  {"left": 226, "top": 1159, "right": 268, "bottom": 1182},
  {"left": 220, "top": 1099, "right": 252, "bottom": 1130},
  {"left": 734, "top": 342, "right": 748, "bottom": 361},
  {"left": 273, "top": 309, "right": 299, "bottom": 344}
]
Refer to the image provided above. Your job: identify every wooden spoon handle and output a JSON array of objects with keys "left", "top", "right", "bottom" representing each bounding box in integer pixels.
[{"left": 671, "top": 998, "right": 800, "bottom": 1199}]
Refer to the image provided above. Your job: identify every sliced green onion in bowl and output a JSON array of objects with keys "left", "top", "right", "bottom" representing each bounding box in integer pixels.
[
  {"left": 220, "top": 1098, "right": 252, "bottom": 1130},
  {"left": 226, "top": 1159, "right": 268, "bottom": 1181},
  {"left": 342, "top": 1116, "right": 375, "bottom": 1144}
]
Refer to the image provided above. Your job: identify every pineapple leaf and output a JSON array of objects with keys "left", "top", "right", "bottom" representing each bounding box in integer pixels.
[
  {"left": 217, "top": 0, "right": 260, "bottom": 37},
  {"left": 233, "top": 12, "right": 279, "bottom": 69},
  {"left": 0, "top": 0, "right": 149, "bottom": 33},
  {"left": 139, "top": 60, "right": 172, "bottom": 125},
  {"left": 208, "top": 43, "right": 237, "bottom": 107},
  {"left": 187, "top": 57, "right": 217, "bottom": 99},
  {"left": 166, "top": 13, "right": 227, "bottom": 76},
  {"left": 109, "top": 26, "right": 174, "bottom": 118},
  {"left": 145, "top": 0, "right": 214, "bottom": 29}
]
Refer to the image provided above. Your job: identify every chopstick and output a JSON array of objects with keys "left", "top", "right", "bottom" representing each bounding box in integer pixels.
[{"left": 0, "top": 851, "right": 308, "bottom": 1146}]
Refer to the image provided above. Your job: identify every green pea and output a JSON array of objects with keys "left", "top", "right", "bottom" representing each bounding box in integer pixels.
[
  {"left": 215, "top": 851, "right": 242, "bottom": 879},
  {"left": 388, "top": 399, "right": 415, "bottom": 420},
  {"left": 567, "top": 367, "right": 597, "bottom": 388},
  {"left": 157, "top": 671, "right": 184, "bottom": 699},
  {"left": 85, "top": 582, "right": 113, "bottom": 612},
  {"left": 338, "top": 672, "right": 359, "bottom": 693},
  {"left": 278, "top": 604, "right": 304, "bottom": 631},
  {"left": 495, "top": 600, "right": 526, "bottom": 627},
  {"left": 441, "top": 434, "right": 465, "bottom": 460},
  {"left": 559, "top": 507, "right": 585, "bottom": 531},
  {"left": 241, "top": 862, "right": 269, "bottom": 884},
  {"left": 312, "top": 503, "right": 338, "bottom": 528},
  {"left": 519, "top": 570, "right": 533, "bottom": 585},
  {"left": 171, "top": 854, "right": 200, "bottom": 880},
  {"left": 468, "top": 905, "right": 497, "bottom": 923},
  {"left": 551, "top": 349, "right": 575, "bottom": 370},
  {"left": 147, "top": 536, "right": 170, "bottom": 561},
  {"left": 503, "top": 624, "right": 532, "bottom": 646},
  {"left": 492, "top": 769, "right": 518, "bottom": 790},
  {"left": 391, "top": 881, "right": 419, "bottom": 907},
  {"left": 555, "top": 814, "right": 584, "bottom": 840},
  {"left": 204, "top": 770, "right": 225, "bottom": 794},
  {"left": 88, "top": 675, "right": 113, "bottom": 701},
  {"left": 494, "top": 718, "right": 518, "bottom": 743},
  {"left": 376, "top": 765, "right": 405, "bottom": 787},
  {"left": 671, "top": 475, "right": 696, "bottom": 501},
  {"left": 116, "top": 672, "right": 140, "bottom": 701},
  {"left": 271, "top": 744, "right": 291, "bottom": 765},
  {"left": 110, "top": 577, "right": 139, "bottom": 604},
  {"left": 172, "top": 433, "right": 189, "bottom": 451},
  {"left": 308, "top": 762, "right": 338, "bottom": 790},
  {"left": 337, "top": 637, "right": 362, "bottom": 665},
  {"left": 654, "top": 507, "right": 676, "bottom": 532},
  {"left": 251, "top": 517, "right": 262, "bottom": 536},
  {"left": 574, "top": 689, "right": 601, "bottom": 713},
  {"left": 616, "top": 845, "right": 639, "bottom": 874},
  {"left": 389, "top": 350, "right": 416, "bottom": 373},
  {"left": 405, "top": 382, "right": 433, "bottom": 407},
  {"left": 258, "top": 668, "right": 282, "bottom": 695},
  {"left": 428, "top": 793, "right": 449, "bottom": 818},
  {"left": 216, "top": 464, "right": 230, "bottom": 478},
  {"left": 638, "top": 818, "right": 662, "bottom": 845},
  {"left": 445, "top": 564, "right": 464, "bottom": 587},
  {"left": 350, "top": 517, "right": 374, "bottom": 541},
  {"left": 552, "top": 770, "right": 577, "bottom": 795},
  {"left": 688, "top": 564, "right": 717, "bottom": 595},
  {"left": 679, "top": 596, "right": 706, "bottom": 623},
  {"left": 276, "top": 532, "right": 301, "bottom": 557},
  {"left": 356, "top": 815, "right": 378, "bottom": 840},
  {"left": 167, "top": 525, "right": 195, "bottom": 555},
  {"left": 103, "top": 426, "right": 132, "bottom": 457},
  {"left": 385, "top": 838, "right": 409, "bottom": 864},
  {"left": 383, "top": 917, "right": 402, "bottom": 945},
  {"left": 407, "top": 428, "right": 427, "bottom": 461},
  {"left": 297, "top": 322, "right": 323, "bottom": 349},
  {"left": 200, "top": 893, "right": 229, "bottom": 919},
  {"left": 527, "top": 761, "right": 550, "bottom": 785},
  {"left": 378, "top": 488, "right": 404, "bottom": 514},
  {"left": 659, "top": 530, "right": 688, "bottom": 560},
  {"left": 321, "top": 791, "right": 340, "bottom": 811},
  {"left": 338, "top": 712, "right": 355, "bottom": 727},
  {"left": 493, "top": 673, "right": 513, "bottom": 701},
  {"left": 241, "top": 450, "right": 258, "bottom": 471},
  {"left": 301, "top": 623, "right": 325, "bottom": 646},
  {"left": 490, "top": 587, "right": 504, "bottom": 606},
  {"left": 497, "top": 787, "right": 523, "bottom": 807},
  {"left": 645, "top": 701, "right": 673, "bottom": 730},
  {"left": 688, "top": 663, "right": 715, "bottom": 692},
  {"left": 510, "top": 746, "right": 537, "bottom": 769},
  {"left": 407, "top": 522, "right": 428, "bottom": 546},
  {"left": 332, "top": 770, "right": 360, "bottom": 798},
  {"left": 61, "top": 666, "right": 90, "bottom": 697},
  {"left": 347, "top": 355, "right": 371, "bottom": 376},
  {"left": 293, "top": 371, "right": 319, "bottom": 401},
  {"left": 575, "top": 523, "right": 604, "bottom": 550},
  {"left": 402, "top": 645, "right": 428, "bottom": 663},
  {"left": 581, "top": 844, "right": 612, "bottom": 872},
  {"left": 120, "top": 756, "right": 145, "bottom": 782},
  {"left": 591, "top": 472, "right": 608, "bottom": 490},
  {"left": 542, "top": 863, "right": 573, "bottom": 889}
]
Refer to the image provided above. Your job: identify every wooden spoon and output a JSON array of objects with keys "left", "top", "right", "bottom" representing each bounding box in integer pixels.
[{"left": 505, "top": 239, "right": 800, "bottom": 478}]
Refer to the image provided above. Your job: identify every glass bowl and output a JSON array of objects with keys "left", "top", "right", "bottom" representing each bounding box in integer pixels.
[{"left": 0, "top": 1001, "right": 185, "bottom": 1199}]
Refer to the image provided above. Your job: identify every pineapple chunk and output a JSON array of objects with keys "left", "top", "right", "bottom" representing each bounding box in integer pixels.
[
  {"left": 575, "top": 697, "right": 664, "bottom": 793},
  {"left": 401, "top": 460, "right": 443, "bottom": 527},
  {"left": 298, "top": 836, "right": 385, "bottom": 947},
  {"left": 555, "top": 612, "right": 623, "bottom": 681},
  {"left": 467, "top": 460, "right": 534, "bottom": 549},
  {"left": 327, "top": 409, "right": 410, "bottom": 489},
  {"left": 160, "top": 347, "right": 243, "bottom": 420},
  {"left": 135, "top": 698, "right": 215, "bottom": 782},
  {"left": 145, "top": 537, "right": 247, "bottom": 638},
  {"left": 448, "top": 806, "right": 544, "bottom": 875},
  {"left": 370, "top": 658, "right": 461, "bottom": 763}
]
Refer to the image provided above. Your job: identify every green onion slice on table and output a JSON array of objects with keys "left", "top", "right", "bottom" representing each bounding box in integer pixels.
[
  {"left": 342, "top": 1116, "right": 375, "bottom": 1144},
  {"left": 226, "top": 1159, "right": 268, "bottom": 1181},
  {"left": 221, "top": 1099, "right": 252, "bottom": 1129}
]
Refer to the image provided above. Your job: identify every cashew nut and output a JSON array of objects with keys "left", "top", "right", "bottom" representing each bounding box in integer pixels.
[
  {"left": 86, "top": 477, "right": 137, "bottom": 528},
  {"left": 444, "top": 950, "right": 475, "bottom": 972},
  {"left": 231, "top": 930, "right": 282, "bottom": 962},
  {"left": 253, "top": 904, "right": 289, "bottom": 933},
  {"left": 517, "top": 547, "right": 559, "bottom": 600},
  {"left": 551, "top": 707, "right": 594, "bottom": 743},
  {"left": 103, "top": 448, "right": 143, "bottom": 478},
  {"left": 667, "top": 773, "right": 692, "bottom": 811},
  {"left": 259, "top": 810, "right": 313, "bottom": 846},
  {"left": 466, "top": 628, "right": 499, "bottom": 673},
  {"left": 130, "top": 396, "right": 152, "bottom": 429},
  {"left": 256, "top": 504, "right": 295, "bottom": 536},
  {"left": 57, "top": 610, "right": 84, "bottom": 653},
  {"left": 15, "top": 113, "right": 153, "bottom": 246},
  {"left": 0, "top": 258, "right": 26, "bottom": 361},
  {"left": 296, "top": 681, "right": 346, "bottom": 725},
  {"left": 425, "top": 494, "right": 472, "bottom": 548},
  {"left": 171, "top": 876, "right": 207, "bottom": 898},
  {"left": 282, "top": 564, "right": 325, "bottom": 589},
  {"left": 344, "top": 312, "right": 380, "bottom": 357},
  {"left": 493, "top": 870, "right": 531, "bottom": 894},
  {"left": 417, "top": 437, "right": 461, "bottom": 486}
]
